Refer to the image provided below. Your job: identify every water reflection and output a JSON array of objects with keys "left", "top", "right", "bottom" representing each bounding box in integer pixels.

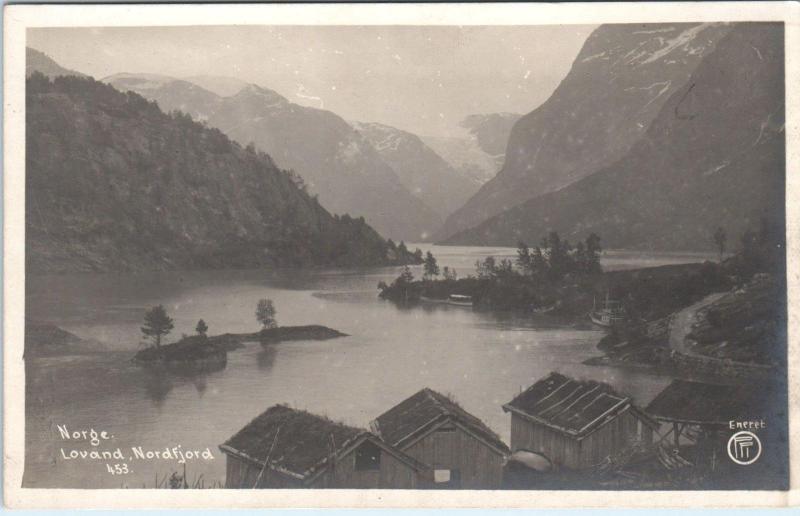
[
  {"left": 257, "top": 345, "right": 277, "bottom": 371},
  {"left": 24, "top": 248, "right": 696, "bottom": 488},
  {"left": 143, "top": 368, "right": 173, "bottom": 405}
]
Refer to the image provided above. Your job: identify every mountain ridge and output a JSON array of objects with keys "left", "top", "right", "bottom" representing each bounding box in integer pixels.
[
  {"left": 103, "top": 73, "right": 442, "bottom": 241},
  {"left": 437, "top": 23, "right": 735, "bottom": 241},
  {"left": 26, "top": 73, "right": 420, "bottom": 273},
  {"left": 443, "top": 23, "right": 784, "bottom": 252}
]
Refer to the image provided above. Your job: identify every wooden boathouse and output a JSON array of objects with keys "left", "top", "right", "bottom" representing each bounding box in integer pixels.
[
  {"left": 502, "top": 372, "right": 658, "bottom": 470},
  {"left": 371, "top": 388, "right": 510, "bottom": 489},
  {"left": 645, "top": 379, "right": 772, "bottom": 447},
  {"left": 219, "top": 405, "right": 431, "bottom": 489}
]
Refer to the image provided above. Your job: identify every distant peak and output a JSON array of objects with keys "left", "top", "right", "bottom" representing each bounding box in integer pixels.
[{"left": 234, "top": 83, "right": 288, "bottom": 103}]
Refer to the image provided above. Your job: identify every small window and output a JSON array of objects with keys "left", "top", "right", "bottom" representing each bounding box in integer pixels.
[
  {"left": 354, "top": 441, "right": 381, "bottom": 471},
  {"left": 434, "top": 469, "right": 461, "bottom": 488}
]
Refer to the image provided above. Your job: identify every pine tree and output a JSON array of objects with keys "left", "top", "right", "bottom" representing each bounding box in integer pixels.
[
  {"left": 585, "top": 233, "right": 602, "bottom": 274},
  {"left": 516, "top": 241, "right": 531, "bottom": 274},
  {"left": 196, "top": 319, "right": 208, "bottom": 336},
  {"left": 713, "top": 226, "right": 727, "bottom": 263},
  {"left": 256, "top": 299, "right": 278, "bottom": 329},
  {"left": 423, "top": 251, "right": 440, "bottom": 279},
  {"left": 141, "top": 305, "right": 174, "bottom": 350}
]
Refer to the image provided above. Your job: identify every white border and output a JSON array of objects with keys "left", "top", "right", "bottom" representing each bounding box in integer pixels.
[{"left": 4, "top": 2, "right": 800, "bottom": 509}]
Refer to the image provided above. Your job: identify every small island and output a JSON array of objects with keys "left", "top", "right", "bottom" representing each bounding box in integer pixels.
[
  {"left": 379, "top": 223, "right": 785, "bottom": 380},
  {"left": 132, "top": 300, "right": 347, "bottom": 372}
]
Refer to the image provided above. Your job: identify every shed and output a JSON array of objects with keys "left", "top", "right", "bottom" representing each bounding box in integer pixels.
[
  {"left": 502, "top": 372, "right": 658, "bottom": 470},
  {"left": 645, "top": 380, "right": 772, "bottom": 446},
  {"left": 219, "top": 405, "right": 430, "bottom": 489},
  {"left": 371, "top": 388, "right": 510, "bottom": 489}
]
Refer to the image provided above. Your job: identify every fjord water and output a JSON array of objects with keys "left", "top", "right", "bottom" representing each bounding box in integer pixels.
[{"left": 24, "top": 246, "right": 711, "bottom": 488}]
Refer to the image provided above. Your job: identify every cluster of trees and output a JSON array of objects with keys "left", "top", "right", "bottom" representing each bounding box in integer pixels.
[
  {"left": 473, "top": 232, "right": 603, "bottom": 282},
  {"left": 386, "top": 239, "right": 424, "bottom": 264},
  {"left": 140, "top": 298, "right": 280, "bottom": 350}
]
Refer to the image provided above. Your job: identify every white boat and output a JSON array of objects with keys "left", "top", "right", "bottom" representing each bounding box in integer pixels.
[
  {"left": 419, "top": 295, "right": 448, "bottom": 304},
  {"left": 447, "top": 294, "right": 473, "bottom": 307},
  {"left": 532, "top": 303, "right": 557, "bottom": 315},
  {"left": 590, "top": 294, "right": 625, "bottom": 327}
]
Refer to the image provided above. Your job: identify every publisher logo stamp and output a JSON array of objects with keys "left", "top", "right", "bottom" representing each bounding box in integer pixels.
[{"left": 727, "top": 431, "right": 762, "bottom": 465}]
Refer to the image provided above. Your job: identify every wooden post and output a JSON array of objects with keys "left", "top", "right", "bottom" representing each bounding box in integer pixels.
[{"left": 673, "top": 422, "right": 680, "bottom": 448}]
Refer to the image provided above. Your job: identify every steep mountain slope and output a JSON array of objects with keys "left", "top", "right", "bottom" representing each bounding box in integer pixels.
[
  {"left": 352, "top": 121, "right": 479, "bottom": 218},
  {"left": 104, "top": 76, "right": 441, "bottom": 241},
  {"left": 437, "top": 23, "right": 735, "bottom": 240},
  {"left": 26, "top": 47, "right": 86, "bottom": 78},
  {"left": 444, "top": 23, "right": 784, "bottom": 252},
  {"left": 26, "top": 74, "right": 418, "bottom": 273}
]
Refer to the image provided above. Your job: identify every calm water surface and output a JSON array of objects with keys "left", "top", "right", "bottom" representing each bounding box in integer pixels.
[{"left": 24, "top": 246, "right": 709, "bottom": 488}]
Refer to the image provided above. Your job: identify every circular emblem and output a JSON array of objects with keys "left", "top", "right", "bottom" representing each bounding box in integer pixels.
[{"left": 727, "top": 431, "right": 762, "bottom": 465}]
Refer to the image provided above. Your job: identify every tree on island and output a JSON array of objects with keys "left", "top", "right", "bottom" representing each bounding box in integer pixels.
[
  {"left": 399, "top": 265, "right": 415, "bottom": 284},
  {"left": 141, "top": 305, "right": 174, "bottom": 351},
  {"left": 442, "top": 266, "right": 458, "bottom": 281},
  {"left": 583, "top": 233, "right": 602, "bottom": 274},
  {"left": 516, "top": 241, "right": 531, "bottom": 273},
  {"left": 423, "top": 251, "right": 440, "bottom": 280},
  {"left": 196, "top": 319, "right": 208, "bottom": 337},
  {"left": 713, "top": 226, "right": 727, "bottom": 263},
  {"left": 476, "top": 256, "right": 497, "bottom": 280},
  {"left": 256, "top": 299, "right": 278, "bottom": 329}
]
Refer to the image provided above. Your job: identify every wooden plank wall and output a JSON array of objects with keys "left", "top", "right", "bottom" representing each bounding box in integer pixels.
[
  {"left": 510, "top": 410, "right": 653, "bottom": 470},
  {"left": 403, "top": 425, "right": 504, "bottom": 489},
  {"left": 311, "top": 445, "right": 420, "bottom": 489},
  {"left": 224, "top": 455, "right": 302, "bottom": 488},
  {"left": 578, "top": 410, "right": 640, "bottom": 467},
  {"left": 509, "top": 412, "right": 581, "bottom": 468},
  {"left": 224, "top": 445, "right": 423, "bottom": 489}
]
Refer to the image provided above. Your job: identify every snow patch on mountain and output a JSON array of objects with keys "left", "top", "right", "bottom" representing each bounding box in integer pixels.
[{"left": 640, "top": 23, "right": 715, "bottom": 64}]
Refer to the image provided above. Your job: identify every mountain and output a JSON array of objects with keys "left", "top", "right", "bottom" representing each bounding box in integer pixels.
[
  {"left": 352, "top": 121, "right": 479, "bottom": 218},
  {"left": 444, "top": 23, "right": 784, "bottom": 252},
  {"left": 437, "top": 23, "right": 735, "bottom": 240},
  {"left": 422, "top": 112, "right": 520, "bottom": 187},
  {"left": 183, "top": 75, "right": 249, "bottom": 97},
  {"left": 421, "top": 135, "right": 499, "bottom": 186},
  {"left": 104, "top": 73, "right": 221, "bottom": 121},
  {"left": 26, "top": 73, "right": 420, "bottom": 273},
  {"left": 104, "top": 75, "right": 441, "bottom": 241},
  {"left": 460, "top": 112, "right": 521, "bottom": 159},
  {"left": 26, "top": 47, "right": 86, "bottom": 78}
]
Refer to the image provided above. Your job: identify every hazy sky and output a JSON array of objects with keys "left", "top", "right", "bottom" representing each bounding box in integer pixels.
[{"left": 28, "top": 25, "right": 595, "bottom": 137}]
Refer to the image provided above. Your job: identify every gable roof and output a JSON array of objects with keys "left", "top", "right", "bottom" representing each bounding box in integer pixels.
[
  {"left": 371, "top": 388, "right": 509, "bottom": 455},
  {"left": 219, "top": 405, "right": 428, "bottom": 483},
  {"left": 645, "top": 380, "right": 774, "bottom": 425},
  {"left": 503, "top": 372, "right": 655, "bottom": 439},
  {"left": 220, "top": 405, "right": 363, "bottom": 480}
]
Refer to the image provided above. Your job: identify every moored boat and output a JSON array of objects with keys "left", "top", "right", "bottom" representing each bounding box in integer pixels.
[
  {"left": 420, "top": 295, "right": 449, "bottom": 304},
  {"left": 590, "top": 294, "right": 625, "bottom": 327},
  {"left": 448, "top": 294, "right": 473, "bottom": 307}
]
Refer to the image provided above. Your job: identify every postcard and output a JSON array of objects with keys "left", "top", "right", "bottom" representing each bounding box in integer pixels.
[{"left": 4, "top": 1, "right": 799, "bottom": 508}]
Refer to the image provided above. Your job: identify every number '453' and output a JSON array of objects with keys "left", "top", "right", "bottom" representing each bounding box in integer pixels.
[{"left": 106, "top": 463, "right": 129, "bottom": 475}]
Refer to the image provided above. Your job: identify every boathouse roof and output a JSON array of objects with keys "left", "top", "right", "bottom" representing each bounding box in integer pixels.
[
  {"left": 503, "top": 372, "right": 656, "bottom": 439},
  {"left": 219, "top": 405, "right": 427, "bottom": 481},
  {"left": 220, "top": 405, "right": 361, "bottom": 479},
  {"left": 645, "top": 380, "right": 774, "bottom": 425},
  {"left": 371, "top": 388, "right": 509, "bottom": 455}
]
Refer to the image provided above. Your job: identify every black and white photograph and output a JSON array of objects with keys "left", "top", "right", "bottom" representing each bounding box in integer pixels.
[{"left": 4, "top": 2, "right": 796, "bottom": 507}]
